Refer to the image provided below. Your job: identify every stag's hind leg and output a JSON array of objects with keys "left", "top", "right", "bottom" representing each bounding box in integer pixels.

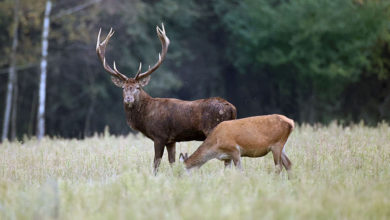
[{"left": 166, "top": 142, "right": 176, "bottom": 164}]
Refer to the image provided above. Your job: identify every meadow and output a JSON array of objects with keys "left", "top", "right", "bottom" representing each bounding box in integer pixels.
[{"left": 0, "top": 123, "right": 389, "bottom": 220}]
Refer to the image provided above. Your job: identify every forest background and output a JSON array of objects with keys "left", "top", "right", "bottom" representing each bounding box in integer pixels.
[{"left": 1, "top": 0, "right": 389, "bottom": 139}]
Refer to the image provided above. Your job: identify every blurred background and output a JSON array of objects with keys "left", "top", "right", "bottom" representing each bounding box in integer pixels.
[{"left": 0, "top": 0, "right": 389, "bottom": 140}]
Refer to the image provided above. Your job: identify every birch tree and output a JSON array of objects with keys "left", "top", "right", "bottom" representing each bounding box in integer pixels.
[
  {"left": 1, "top": 0, "right": 20, "bottom": 142},
  {"left": 36, "top": 0, "right": 51, "bottom": 140}
]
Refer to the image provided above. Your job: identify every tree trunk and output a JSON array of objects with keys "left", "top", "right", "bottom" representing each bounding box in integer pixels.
[
  {"left": 37, "top": 0, "right": 52, "bottom": 140},
  {"left": 1, "top": 0, "right": 19, "bottom": 142},
  {"left": 28, "top": 91, "right": 38, "bottom": 137},
  {"left": 11, "top": 73, "right": 18, "bottom": 140}
]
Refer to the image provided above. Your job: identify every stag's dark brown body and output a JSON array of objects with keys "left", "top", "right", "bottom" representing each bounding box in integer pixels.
[
  {"left": 125, "top": 94, "right": 236, "bottom": 142},
  {"left": 96, "top": 24, "right": 236, "bottom": 172},
  {"left": 125, "top": 90, "right": 236, "bottom": 170}
]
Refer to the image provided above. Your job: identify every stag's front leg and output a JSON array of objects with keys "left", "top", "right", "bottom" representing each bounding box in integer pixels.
[
  {"left": 166, "top": 142, "right": 176, "bottom": 164},
  {"left": 153, "top": 141, "right": 165, "bottom": 174}
]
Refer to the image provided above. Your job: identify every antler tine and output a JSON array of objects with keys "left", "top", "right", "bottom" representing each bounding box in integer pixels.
[
  {"left": 102, "top": 28, "right": 114, "bottom": 45},
  {"left": 96, "top": 28, "right": 102, "bottom": 52},
  {"left": 161, "top": 23, "right": 165, "bottom": 34},
  {"left": 134, "top": 62, "right": 142, "bottom": 79},
  {"left": 135, "top": 23, "right": 170, "bottom": 80},
  {"left": 113, "top": 61, "right": 122, "bottom": 75},
  {"left": 96, "top": 28, "right": 128, "bottom": 81}
]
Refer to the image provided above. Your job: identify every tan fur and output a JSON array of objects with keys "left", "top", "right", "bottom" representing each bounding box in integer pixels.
[{"left": 182, "top": 114, "right": 294, "bottom": 174}]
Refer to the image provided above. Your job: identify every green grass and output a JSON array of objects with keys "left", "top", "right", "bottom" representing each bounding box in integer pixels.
[{"left": 0, "top": 123, "right": 389, "bottom": 220}]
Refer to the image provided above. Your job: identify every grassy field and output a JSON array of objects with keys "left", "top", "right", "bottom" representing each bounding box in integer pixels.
[{"left": 0, "top": 123, "right": 389, "bottom": 220}]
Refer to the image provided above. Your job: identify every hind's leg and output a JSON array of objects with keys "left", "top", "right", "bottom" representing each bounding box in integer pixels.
[
  {"left": 271, "top": 146, "right": 283, "bottom": 174},
  {"left": 281, "top": 150, "right": 293, "bottom": 179},
  {"left": 281, "top": 151, "right": 292, "bottom": 171},
  {"left": 217, "top": 145, "right": 241, "bottom": 170},
  {"left": 231, "top": 151, "right": 242, "bottom": 170},
  {"left": 224, "top": 160, "right": 232, "bottom": 168}
]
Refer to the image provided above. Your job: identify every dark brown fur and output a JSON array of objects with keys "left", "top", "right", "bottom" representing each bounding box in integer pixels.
[{"left": 125, "top": 87, "right": 236, "bottom": 172}]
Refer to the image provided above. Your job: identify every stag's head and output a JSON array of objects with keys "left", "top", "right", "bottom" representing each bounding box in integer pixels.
[{"left": 96, "top": 24, "right": 170, "bottom": 107}]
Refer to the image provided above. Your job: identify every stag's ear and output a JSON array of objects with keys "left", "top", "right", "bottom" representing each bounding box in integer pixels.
[
  {"left": 111, "top": 76, "right": 125, "bottom": 88},
  {"left": 137, "top": 76, "right": 151, "bottom": 87}
]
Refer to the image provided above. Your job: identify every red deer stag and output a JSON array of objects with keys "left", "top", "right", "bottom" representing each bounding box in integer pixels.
[
  {"left": 96, "top": 24, "right": 237, "bottom": 173},
  {"left": 179, "top": 114, "right": 293, "bottom": 175}
]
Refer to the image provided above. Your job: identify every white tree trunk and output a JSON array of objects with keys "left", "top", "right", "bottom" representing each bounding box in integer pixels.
[
  {"left": 37, "top": 0, "right": 52, "bottom": 140},
  {"left": 11, "top": 73, "right": 18, "bottom": 140},
  {"left": 1, "top": 67, "right": 16, "bottom": 142},
  {"left": 2, "top": 0, "right": 19, "bottom": 142}
]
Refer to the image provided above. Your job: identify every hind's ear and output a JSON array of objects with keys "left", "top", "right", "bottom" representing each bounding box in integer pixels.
[{"left": 179, "top": 153, "right": 186, "bottom": 162}]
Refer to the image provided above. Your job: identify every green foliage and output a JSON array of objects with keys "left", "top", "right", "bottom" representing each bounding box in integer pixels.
[
  {"left": 221, "top": 0, "right": 388, "bottom": 77},
  {"left": 216, "top": 0, "right": 390, "bottom": 122}
]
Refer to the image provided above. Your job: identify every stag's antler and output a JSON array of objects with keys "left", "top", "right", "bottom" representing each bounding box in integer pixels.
[
  {"left": 134, "top": 23, "right": 170, "bottom": 80},
  {"left": 96, "top": 28, "right": 128, "bottom": 81}
]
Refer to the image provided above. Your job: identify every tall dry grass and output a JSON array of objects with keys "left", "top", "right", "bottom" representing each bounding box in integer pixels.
[{"left": 0, "top": 123, "right": 389, "bottom": 219}]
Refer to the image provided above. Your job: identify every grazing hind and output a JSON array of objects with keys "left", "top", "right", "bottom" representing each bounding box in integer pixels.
[{"left": 180, "top": 114, "right": 293, "bottom": 175}]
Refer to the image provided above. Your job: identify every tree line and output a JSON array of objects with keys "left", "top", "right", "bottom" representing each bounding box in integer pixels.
[{"left": 0, "top": 0, "right": 389, "bottom": 140}]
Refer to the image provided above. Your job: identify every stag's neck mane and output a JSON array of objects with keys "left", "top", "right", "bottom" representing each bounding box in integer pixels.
[{"left": 124, "top": 89, "right": 152, "bottom": 133}]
